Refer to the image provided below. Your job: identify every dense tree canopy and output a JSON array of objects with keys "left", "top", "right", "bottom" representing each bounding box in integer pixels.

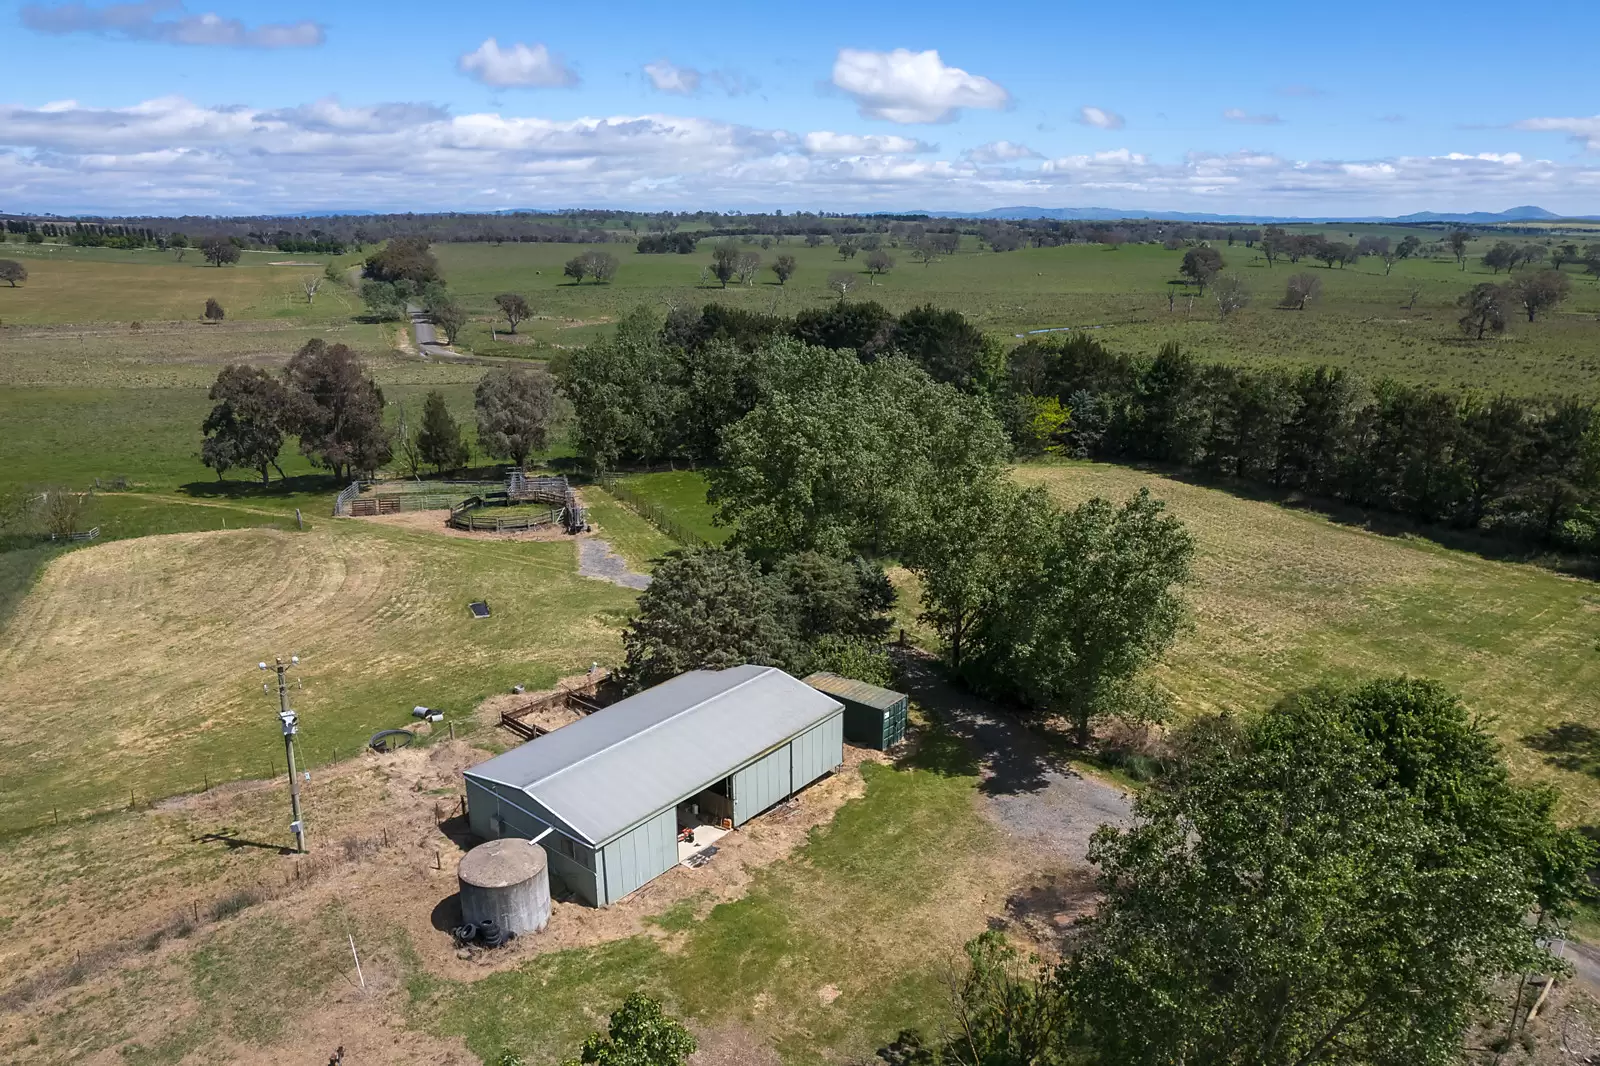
[
  {"left": 1071, "top": 678, "right": 1593, "bottom": 1066},
  {"left": 283, "top": 339, "right": 391, "bottom": 480},
  {"left": 364, "top": 236, "right": 441, "bottom": 284},
  {"left": 474, "top": 365, "right": 560, "bottom": 467},
  {"left": 200, "top": 364, "right": 290, "bottom": 484},
  {"left": 416, "top": 389, "right": 467, "bottom": 472}
]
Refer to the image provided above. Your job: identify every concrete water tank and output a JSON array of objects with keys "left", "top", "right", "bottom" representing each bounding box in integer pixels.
[{"left": 458, "top": 838, "right": 551, "bottom": 935}]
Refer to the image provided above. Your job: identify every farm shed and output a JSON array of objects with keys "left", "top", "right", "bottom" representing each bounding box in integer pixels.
[
  {"left": 464, "top": 665, "right": 844, "bottom": 906},
  {"left": 804, "top": 672, "right": 908, "bottom": 750}
]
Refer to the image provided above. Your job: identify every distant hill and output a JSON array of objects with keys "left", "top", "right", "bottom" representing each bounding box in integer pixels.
[{"left": 927, "top": 205, "right": 1595, "bottom": 224}]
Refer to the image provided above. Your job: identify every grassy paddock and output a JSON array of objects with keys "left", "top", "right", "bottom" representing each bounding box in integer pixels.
[
  {"left": 613, "top": 470, "right": 730, "bottom": 545},
  {"left": 426, "top": 240, "right": 1600, "bottom": 394},
  {"left": 0, "top": 520, "right": 638, "bottom": 829},
  {"left": 1015, "top": 462, "right": 1600, "bottom": 822}
]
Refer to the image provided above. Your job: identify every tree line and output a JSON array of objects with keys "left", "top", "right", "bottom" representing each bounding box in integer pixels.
[
  {"left": 198, "top": 340, "right": 559, "bottom": 483},
  {"left": 1000, "top": 333, "right": 1600, "bottom": 555}
]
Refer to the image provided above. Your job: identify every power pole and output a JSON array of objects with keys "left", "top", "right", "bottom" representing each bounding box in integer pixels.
[{"left": 261, "top": 656, "right": 307, "bottom": 853}]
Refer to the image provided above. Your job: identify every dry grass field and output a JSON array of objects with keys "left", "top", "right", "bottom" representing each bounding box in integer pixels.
[
  {"left": 0, "top": 520, "right": 639, "bottom": 830},
  {"left": 1016, "top": 462, "right": 1600, "bottom": 821}
]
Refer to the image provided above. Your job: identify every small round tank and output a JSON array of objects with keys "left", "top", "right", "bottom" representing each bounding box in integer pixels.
[{"left": 458, "top": 838, "right": 550, "bottom": 935}]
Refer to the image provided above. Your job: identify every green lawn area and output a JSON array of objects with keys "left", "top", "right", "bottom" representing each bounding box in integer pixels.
[
  {"left": 613, "top": 470, "right": 731, "bottom": 545},
  {"left": 0, "top": 519, "right": 639, "bottom": 829},
  {"left": 423, "top": 749, "right": 998, "bottom": 1066},
  {"left": 1015, "top": 461, "right": 1600, "bottom": 824},
  {"left": 580, "top": 490, "right": 676, "bottom": 572}
]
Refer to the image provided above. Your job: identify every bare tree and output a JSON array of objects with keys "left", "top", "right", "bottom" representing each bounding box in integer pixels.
[
  {"left": 734, "top": 251, "right": 762, "bottom": 286},
  {"left": 826, "top": 270, "right": 858, "bottom": 300},
  {"left": 1214, "top": 274, "right": 1250, "bottom": 319},
  {"left": 912, "top": 239, "right": 939, "bottom": 267},
  {"left": 40, "top": 486, "right": 91, "bottom": 538},
  {"left": 864, "top": 249, "right": 895, "bottom": 281},
  {"left": 394, "top": 403, "right": 423, "bottom": 478},
  {"left": 301, "top": 275, "right": 321, "bottom": 304},
  {"left": 1282, "top": 273, "right": 1321, "bottom": 310}
]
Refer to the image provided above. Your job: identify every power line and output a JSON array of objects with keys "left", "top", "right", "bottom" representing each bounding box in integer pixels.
[{"left": 260, "top": 655, "right": 307, "bottom": 853}]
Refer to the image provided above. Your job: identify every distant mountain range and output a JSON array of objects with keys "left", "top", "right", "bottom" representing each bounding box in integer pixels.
[{"left": 923, "top": 205, "right": 1596, "bottom": 224}]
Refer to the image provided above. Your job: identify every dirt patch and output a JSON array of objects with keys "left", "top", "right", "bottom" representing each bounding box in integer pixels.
[
  {"left": 689, "top": 1022, "right": 783, "bottom": 1066},
  {"left": 350, "top": 508, "right": 577, "bottom": 543}
]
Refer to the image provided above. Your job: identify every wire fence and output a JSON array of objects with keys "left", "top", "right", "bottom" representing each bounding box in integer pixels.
[{"left": 596, "top": 474, "right": 710, "bottom": 549}]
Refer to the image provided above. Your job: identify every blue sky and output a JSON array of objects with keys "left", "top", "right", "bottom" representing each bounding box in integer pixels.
[{"left": 2, "top": 0, "right": 1599, "bottom": 215}]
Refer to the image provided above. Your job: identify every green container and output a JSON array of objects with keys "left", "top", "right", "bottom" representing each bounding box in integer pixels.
[{"left": 803, "top": 672, "right": 908, "bottom": 750}]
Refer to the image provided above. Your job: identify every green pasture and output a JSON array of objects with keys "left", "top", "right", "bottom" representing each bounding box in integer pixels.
[{"left": 423, "top": 239, "right": 1600, "bottom": 394}]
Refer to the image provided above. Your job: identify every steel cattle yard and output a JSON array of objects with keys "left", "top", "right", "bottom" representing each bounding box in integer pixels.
[
  {"left": 336, "top": 471, "right": 588, "bottom": 534},
  {"left": 464, "top": 666, "right": 845, "bottom": 906}
]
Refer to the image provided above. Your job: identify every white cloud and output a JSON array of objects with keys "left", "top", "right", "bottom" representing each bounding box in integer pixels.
[
  {"left": 1514, "top": 115, "right": 1600, "bottom": 151},
  {"left": 803, "top": 131, "right": 932, "bottom": 155},
  {"left": 830, "top": 48, "right": 1009, "bottom": 124},
  {"left": 3, "top": 95, "right": 1600, "bottom": 216},
  {"left": 20, "top": 0, "right": 322, "bottom": 47},
  {"left": 458, "top": 39, "right": 578, "bottom": 89},
  {"left": 963, "top": 140, "right": 1041, "bottom": 163},
  {"left": 1223, "top": 108, "right": 1283, "bottom": 125},
  {"left": 1077, "top": 106, "right": 1124, "bottom": 130},
  {"left": 644, "top": 60, "right": 700, "bottom": 95}
]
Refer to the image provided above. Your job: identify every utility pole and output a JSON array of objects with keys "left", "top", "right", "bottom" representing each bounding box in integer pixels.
[{"left": 261, "top": 656, "right": 307, "bottom": 853}]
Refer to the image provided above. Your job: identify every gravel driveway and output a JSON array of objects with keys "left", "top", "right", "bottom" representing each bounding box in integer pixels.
[
  {"left": 894, "top": 654, "right": 1132, "bottom": 865},
  {"left": 578, "top": 537, "right": 651, "bottom": 590}
]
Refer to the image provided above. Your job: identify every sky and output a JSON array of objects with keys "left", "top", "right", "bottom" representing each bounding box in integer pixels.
[{"left": 2, "top": 0, "right": 1599, "bottom": 217}]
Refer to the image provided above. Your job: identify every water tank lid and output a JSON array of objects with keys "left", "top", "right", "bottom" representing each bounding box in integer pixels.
[{"left": 459, "top": 838, "right": 549, "bottom": 888}]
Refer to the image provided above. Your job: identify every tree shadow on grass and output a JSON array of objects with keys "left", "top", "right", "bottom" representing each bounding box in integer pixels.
[
  {"left": 890, "top": 649, "right": 1057, "bottom": 796},
  {"left": 1522, "top": 722, "right": 1600, "bottom": 778},
  {"left": 196, "top": 830, "right": 295, "bottom": 855},
  {"left": 178, "top": 474, "right": 337, "bottom": 501}
]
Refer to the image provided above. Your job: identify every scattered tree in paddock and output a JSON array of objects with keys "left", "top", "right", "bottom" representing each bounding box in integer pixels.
[
  {"left": 203, "top": 298, "right": 225, "bottom": 322},
  {"left": 804, "top": 233, "right": 823, "bottom": 248},
  {"left": 585, "top": 250, "right": 619, "bottom": 283},
  {"left": 864, "top": 249, "right": 895, "bottom": 280},
  {"left": 1213, "top": 273, "right": 1249, "bottom": 318},
  {"left": 1520, "top": 243, "right": 1547, "bottom": 271},
  {"left": 835, "top": 237, "right": 858, "bottom": 260},
  {"left": 826, "top": 270, "right": 858, "bottom": 300},
  {"left": 416, "top": 389, "right": 468, "bottom": 473},
  {"left": 1482, "top": 241, "right": 1520, "bottom": 274},
  {"left": 429, "top": 298, "right": 466, "bottom": 344},
  {"left": 39, "top": 486, "right": 91, "bottom": 538},
  {"left": 1512, "top": 269, "right": 1571, "bottom": 321},
  {"left": 475, "top": 365, "right": 560, "bottom": 467},
  {"left": 708, "top": 242, "right": 738, "bottom": 288},
  {"left": 283, "top": 338, "right": 391, "bottom": 479},
  {"left": 199, "top": 236, "right": 240, "bottom": 267},
  {"left": 301, "top": 275, "right": 321, "bottom": 304},
  {"left": 734, "top": 250, "right": 762, "bottom": 286},
  {"left": 563, "top": 254, "right": 590, "bottom": 285},
  {"left": 0, "top": 259, "right": 27, "bottom": 286},
  {"left": 1179, "top": 246, "right": 1223, "bottom": 293},
  {"left": 1552, "top": 242, "right": 1580, "bottom": 270},
  {"left": 770, "top": 253, "right": 797, "bottom": 285},
  {"left": 493, "top": 292, "right": 531, "bottom": 333},
  {"left": 1449, "top": 228, "right": 1470, "bottom": 268},
  {"left": 201, "top": 364, "right": 290, "bottom": 483},
  {"left": 1281, "top": 273, "right": 1321, "bottom": 310},
  {"left": 1458, "top": 282, "right": 1510, "bottom": 339}
]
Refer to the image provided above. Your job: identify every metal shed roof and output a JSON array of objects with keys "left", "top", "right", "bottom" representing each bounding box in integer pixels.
[
  {"left": 803, "top": 672, "right": 907, "bottom": 711},
  {"left": 466, "top": 666, "right": 843, "bottom": 846}
]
